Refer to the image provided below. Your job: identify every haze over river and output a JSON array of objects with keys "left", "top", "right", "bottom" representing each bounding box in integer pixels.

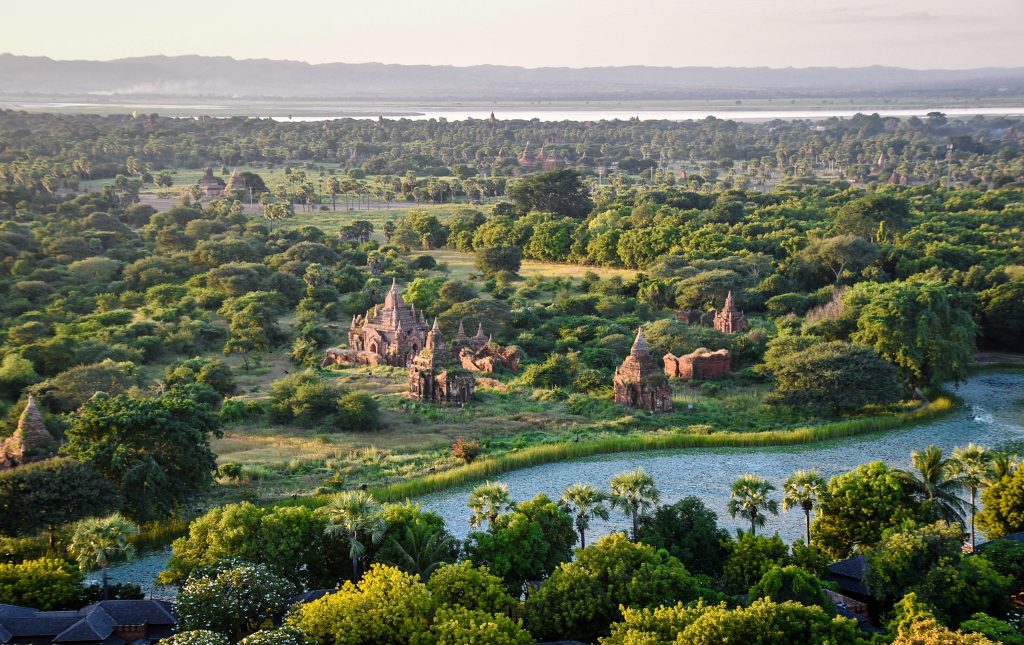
[
  {"left": 7, "top": 102, "right": 1024, "bottom": 122},
  {"left": 99, "top": 372, "right": 1024, "bottom": 598}
]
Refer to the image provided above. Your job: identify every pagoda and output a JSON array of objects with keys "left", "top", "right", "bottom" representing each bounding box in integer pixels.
[
  {"left": 408, "top": 320, "right": 475, "bottom": 405},
  {"left": 0, "top": 396, "right": 56, "bottom": 470},
  {"left": 713, "top": 292, "right": 749, "bottom": 334},
  {"left": 348, "top": 279, "right": 430, "bottom": 366},
  {"left": 613, "top": 329, "right": 673, "bottom": 413}
]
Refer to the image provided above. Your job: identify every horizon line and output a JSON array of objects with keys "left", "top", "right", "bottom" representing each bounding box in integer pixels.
[{"left": 2, "top": 52, "right": 1022, "bottom": 74}]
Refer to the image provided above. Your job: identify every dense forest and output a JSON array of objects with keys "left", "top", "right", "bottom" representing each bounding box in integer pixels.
[
  {"left": 0, "top": 110, "right": 1022, "bottom": 643},
  {"left": 0, "top": 110, "right": 1022, "bottom": 192}
]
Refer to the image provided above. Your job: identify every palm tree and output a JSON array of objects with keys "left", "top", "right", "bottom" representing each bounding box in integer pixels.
[
  {"left": 560, "top": 483, "right": 610, "bottom": 549},
  {"left": 950, "top": 443, "right": 993, "bottom": 551},
  {"left": 323, "top": 490, "right": 387, "bottom": 581},
  {"left": 987, "top": 451, "right": 1019, "bottom": 483},
  {"left": 782, "top": 470, "right": 826, "bottom": 545},
  {"left": 727, "top": 475, "right": 779, "bottom": 535},
  {"left": 468, "top": 481, "right": 514, "bottom": 529},
  {"left": 610, "top": 468, "right": 660, "bottom": 541},
  {"left": 903, "top": 445, "right": 966, "bottom": 526},
  {"left": 386, "top": 521, "right": 457, "bottom": 578},
  {"left": 68, "top": 514, "right": 138, "bottom": 600}
]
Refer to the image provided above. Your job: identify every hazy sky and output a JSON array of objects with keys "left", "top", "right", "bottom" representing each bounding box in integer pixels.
[{"left": 3, "top": 0, "right": 1022, "bottom": 69}]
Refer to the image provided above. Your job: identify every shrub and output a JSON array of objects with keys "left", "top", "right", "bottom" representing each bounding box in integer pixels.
[
  {"left": 427, "top": 561, "right": 518, "bottom": 616},
  {"left": 176, "top": 563, "right": 295, "bottom": 642},
  {"left": 0, "top": 558, "right": 83, "bottom": 610},
  {"left": 431, "top": 606, "right": 532, "bottom": 645},
  {"left": 162, "top": 631, "right": 230, "bottom": 645},
  {"left": 452, "top": 438, "right": 482, "bottom": 463}
]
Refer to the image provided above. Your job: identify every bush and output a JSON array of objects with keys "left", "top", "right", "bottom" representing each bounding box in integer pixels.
[
  {"left": 431, "top": 606, "right": 532, "bottom": 645},
  {"left": 162, "top": 631, "right": 230, "bottom": 645},
  {"left": 287, "top": 564, "right": 435, "bottom": 644},
  {"left": 427, "top": 561, "right": 518, "bottom": 616},
  {"left": 0, "top": 558, "right": 83, "bottom": 610},
  {"left": 525, "top": 534, "right": 718, "bottom": 643},
  {"left": 269, "top": 371, "right": 379, "bottom": 431},
  {"left": 176, "top": 563, "right": 295, "bottom": 642},
  {"left": 451, "top": 438, "right": 482, "bottom": 463}
]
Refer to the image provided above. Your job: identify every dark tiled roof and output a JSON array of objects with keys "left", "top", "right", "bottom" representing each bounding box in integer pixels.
[
  {"left": 84, "top": 600, "right": 176, "bottom": 626},
  {"left": 0, "top": 600, "right": 175, "bottom": 644},
  {"left": 978, "top": 531, "right": 1024, "bottom": 550},
  {"left": 826, "top": 555, "right": 870, "bottom": 596},
  {"left": 827, "top": 554, "right": 866, "bottom": 579}
]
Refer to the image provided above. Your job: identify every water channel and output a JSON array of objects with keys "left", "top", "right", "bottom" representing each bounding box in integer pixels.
[{"left": 99, "top": 372, "right": 1024, "bottom": 598}]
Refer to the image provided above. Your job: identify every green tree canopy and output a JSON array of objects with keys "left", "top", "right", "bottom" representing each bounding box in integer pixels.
[
  {"left": 767, "top": 340, "right": 901, "bottom": 414},
  {"left": 845, "top": 280, "right": 977, "bottom": 388},
  {"left": 63, "top": 391, "right": 221, "bottom": 521},
  {"left": 525, "top": 533, "right": 718, "bottom": 643},
  {"left": 464, "top": 492, "right": 575, "bottom": 593},
  {"left": 812, "top": 461, "right": 925, "bottom": 559},
  {"left": 636, "top": 496, "right": 732, "bottom": 577},
  {"left": 0, "top": 458, "right": 122, "bottom": 537},
  {"left": 507, "top": 169, "right": 593, "bottom": 218}
]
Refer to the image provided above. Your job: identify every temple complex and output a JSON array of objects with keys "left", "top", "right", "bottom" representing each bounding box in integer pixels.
[
  {"left": 408, "top": 319, "right": 476, "bottom": 405},
  {"left": 0, "top": 396, "right": 56, "bottom": 470},
  {"left": 613, "top": 329, "right": 673, "bottom": 413},
  {"left": 712, "top": 292, "right": 749, "bottom": 333},
  {"left": 347, "top": 279, "right": 430, "bottom": 367},
  {"left": 664, "top": 348, "right": 732, "bottom": 381}
]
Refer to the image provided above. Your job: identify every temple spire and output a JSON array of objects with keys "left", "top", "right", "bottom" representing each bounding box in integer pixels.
[
  {"left": 723, "top": 291, "right": 736, "bottom": 311},
  {"left": 631, "top": 327, "right": 650, "bottom": 355}
]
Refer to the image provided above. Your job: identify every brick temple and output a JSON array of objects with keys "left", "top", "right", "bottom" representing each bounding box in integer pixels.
[
  {"left": 408, "top": 319, "right": 476, "bottom": 405},
  {"left": 347, "top": 279, "right": 430, "bottom": 367},
  {"left": 664, "top": 347, "right": 732, "bottom": 381},
  {"left": 713, "top": 291, "right": 749, "bottom": 333},
  {"left": 613, "top": 328, "right": 673, "bottom": 413}
]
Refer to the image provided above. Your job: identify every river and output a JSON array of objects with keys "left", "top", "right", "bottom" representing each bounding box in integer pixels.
[
  {"left": 7, "top": 101, "right": 1024, "bottom": 122},
  {"left": 97, "top": 372, "right": 1023, "bottom": 598}
]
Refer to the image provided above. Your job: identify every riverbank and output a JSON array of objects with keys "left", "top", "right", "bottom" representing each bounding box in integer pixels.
[{"left": 289, "top": 394, "right": 957, "bottom": 509}]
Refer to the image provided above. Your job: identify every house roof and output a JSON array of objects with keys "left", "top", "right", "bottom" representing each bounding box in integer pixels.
[
  {"left": 0, "top": 600, "right": 175, "bottom": 644},
  {"left": 826, "top": 554, "right": 870, "bottom": 596},
  {"left": 978, "top": 530, "right": 1024, "bottom": 550}
]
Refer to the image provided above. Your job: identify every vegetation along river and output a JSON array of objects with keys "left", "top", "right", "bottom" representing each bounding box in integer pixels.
[{"left": 100, "top": 373, "right": 1024, "bottom": 598}]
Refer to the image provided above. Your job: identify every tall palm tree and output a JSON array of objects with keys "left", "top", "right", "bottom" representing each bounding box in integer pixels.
[
  {"left": 727, "top": 475, "right": 779, "bottom": 535},
  {"left": 610, "top": 468, "right": 660, "bottom": 541},
  {"left": 68, "top": 514, "right": 138, "bottom": 600},
  {"left": 950, "top": 443, "right": 993, "bottom": 551},
  {"left": 903, "top": 445, "right": 966, "bottom": 526},
  {"left": 560, "top": 483, "right": 610, "bottom": 549},
  {"left": 468, "top": 481, "right": 514, "bottom": 529},
  {"left": 323, "top": 490, "right": 387, "bottom": 581},
  {"left": 782, "top": 470, "right": 826, "bottom": 546}
]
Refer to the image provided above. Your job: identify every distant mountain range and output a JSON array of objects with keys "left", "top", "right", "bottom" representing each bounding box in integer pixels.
[{"left": 2, "top": 54, "right": 1023, "bottom": 100}]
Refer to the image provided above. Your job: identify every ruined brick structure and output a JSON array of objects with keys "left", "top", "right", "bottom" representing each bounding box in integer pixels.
[
  {"left": 347, "top": 279, "right": 430, "bottom": 367},
  {"left": 663, "top": 348, "right": 732, "bottom": 381},
  {"left": 0, "top": 396, "right": 56, "bottom": 470},
  {"left": 713, "top": 291, "right": 749, "bottom": 333},
  {"left": 613, "top": 329, "right": 673, "bottom": 413},
  {"left": 408, "top": 319, "right": 475, "bottom": 405},
  {"left": 452, "top": 322, "right": 522, "bottom": 373}
]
